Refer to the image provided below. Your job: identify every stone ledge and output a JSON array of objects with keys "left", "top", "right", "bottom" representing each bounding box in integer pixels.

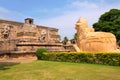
[{"left": 16, "top": 43, "right": 63, "bottom": 46}]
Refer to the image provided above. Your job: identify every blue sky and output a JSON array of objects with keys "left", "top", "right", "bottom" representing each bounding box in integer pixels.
[{"left": 0, "top": 0, "right": 120, "bottom": 39}]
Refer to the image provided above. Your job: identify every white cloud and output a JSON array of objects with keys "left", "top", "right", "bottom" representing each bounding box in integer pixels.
[
  {"left": 0, "top": 7, "right": 10, "bottom": 19},
  {"left": 37, "top": 0, "right": 120, "bottom": 39},
  {"left": 37, "top": 1, "right": 100, "bottom": 39},
  {"left": 0, "top": 6, "right": 28, "bottom": 21},
  {"left": 71, "top": 1, "right": 98, "bottom": 9},
  {"left": 0, "top": 7, "right": 9, "bottom": 13},
  {"left": 0, "top": 0, "right": 120, "bottom": 40}
]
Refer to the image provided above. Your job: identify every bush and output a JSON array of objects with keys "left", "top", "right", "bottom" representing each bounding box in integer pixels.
[
  {"left": 94, "top": 53, "right": 120, "bottom": 66},
  {"left": 39, "top": 52, "right": 120, "bottom": 66},
  {"left": 36, "top": 48, "right": 47, "bottom": 59}
]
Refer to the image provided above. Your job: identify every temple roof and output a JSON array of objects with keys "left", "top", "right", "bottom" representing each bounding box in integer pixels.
[{"left": 0, "top": 18, "right": 58, "bottom": 31}]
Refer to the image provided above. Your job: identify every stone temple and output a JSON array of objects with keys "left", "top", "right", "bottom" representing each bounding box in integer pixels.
[{"left": 0, "top": 18, "right": 66, "bottom": 61}]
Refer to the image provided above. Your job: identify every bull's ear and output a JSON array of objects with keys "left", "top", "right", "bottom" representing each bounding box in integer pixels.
[{"left": 75, "top": 23, "right": 79, "bottom": 30}]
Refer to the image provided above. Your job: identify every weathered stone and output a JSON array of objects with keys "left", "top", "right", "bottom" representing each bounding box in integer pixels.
[
  {"left": 0, "top": 18, "right": 66, "bottom": 62},
  {"left": 75, "top": 17, "right": 118, "bottom": 52}
]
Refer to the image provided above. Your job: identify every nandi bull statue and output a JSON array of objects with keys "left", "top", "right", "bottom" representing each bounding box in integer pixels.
[{"left": 75, "top": 17, "right": 118, "bottom": 52}]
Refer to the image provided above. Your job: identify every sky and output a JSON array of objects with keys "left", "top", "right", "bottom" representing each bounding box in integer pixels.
[{"left": 0, "top": 0, "right": 120, "bottom": 40}]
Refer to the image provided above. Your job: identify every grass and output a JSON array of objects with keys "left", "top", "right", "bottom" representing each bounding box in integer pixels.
[{"left": 0, "top": 60, "right": 120, "bottom": 80}]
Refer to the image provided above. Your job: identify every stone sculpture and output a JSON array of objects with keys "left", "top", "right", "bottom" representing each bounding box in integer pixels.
[
  {"left": 75, "top": 17, "right": 118, "bottom": 52},
  {"left": 1, "top": 24, "right": 11, "bottom": 39}
]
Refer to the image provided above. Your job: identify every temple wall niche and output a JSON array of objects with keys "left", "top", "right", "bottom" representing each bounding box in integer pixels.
[
  {"left": 0, "top": 18, "right": 66, "bottom": 62},
  {"left": 49, "top": 29, "right": 60, "bottom": 42},
  {"left": 0, "top": 18, "right": 63, "bottom": 53},
  {"left": 39, "top": 29, "right": 48, "bottom": 42}
]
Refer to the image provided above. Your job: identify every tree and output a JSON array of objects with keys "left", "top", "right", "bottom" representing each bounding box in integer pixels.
[
  {"left": 58, "top": 35, "right": 61, "bottom": 41},
  {"left": 70, "top": 33, "right": 77, "bottom": 44},
  {"left": 73, "top": 33, "right": 77, "bottom": 40},
  {"left": 93, "top": 9, "right": 120, "bottom": 45},
  {"left": 62, "top": 36, "right": 69, "bottom": 45}
]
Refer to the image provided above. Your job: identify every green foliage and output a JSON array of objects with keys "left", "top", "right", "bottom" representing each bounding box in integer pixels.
[
  {"left": 62, "top": 36, "right": 69, "bottom": 45},
  {"left": 36, "top": 48, "right": 47, "bottom": 59},
  {"left": 93, "top": 9, "right": 120, "bottom": 45},
  {"left": 58, "top": 35, "right": 61, "bottom": 40},
  {"left": 39, "top": 52, "right": 120, "bottom": 66},
  {"left": 73, "top": 33, "right": 77, "bottom": 40},
  {"left": 1, "top": 61, "right": 120, "bottom": 80},
  {"left": 70, "top": 33, "right": 77, "bottom": 44}
]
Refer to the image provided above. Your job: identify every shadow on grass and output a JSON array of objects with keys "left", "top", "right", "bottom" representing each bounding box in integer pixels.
[{"left": 0, "top": 62, "right": 20, "bottom": 70}]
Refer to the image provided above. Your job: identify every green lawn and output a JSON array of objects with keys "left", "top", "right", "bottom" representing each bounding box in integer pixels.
[{"left": 0, "top": 60, "right": 120, "bottom": 80}]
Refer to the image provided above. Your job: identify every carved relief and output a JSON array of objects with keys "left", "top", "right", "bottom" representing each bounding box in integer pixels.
[
  {"left": 0, "top": 41, "right": 2, "bottom": 47},
  {"left": 0, "top": 18, "right": 65, "bottom": 62},
  {"left": 1, "top": 24, "right": 11, "bottom": 39},
  {"left": 39, "top": 30, "right": 47, "bottom": 42}
]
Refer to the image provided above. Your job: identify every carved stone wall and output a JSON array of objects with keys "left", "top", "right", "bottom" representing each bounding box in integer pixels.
[{"left": 0, "top": 18, "right": 65, "bottom": 61}]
